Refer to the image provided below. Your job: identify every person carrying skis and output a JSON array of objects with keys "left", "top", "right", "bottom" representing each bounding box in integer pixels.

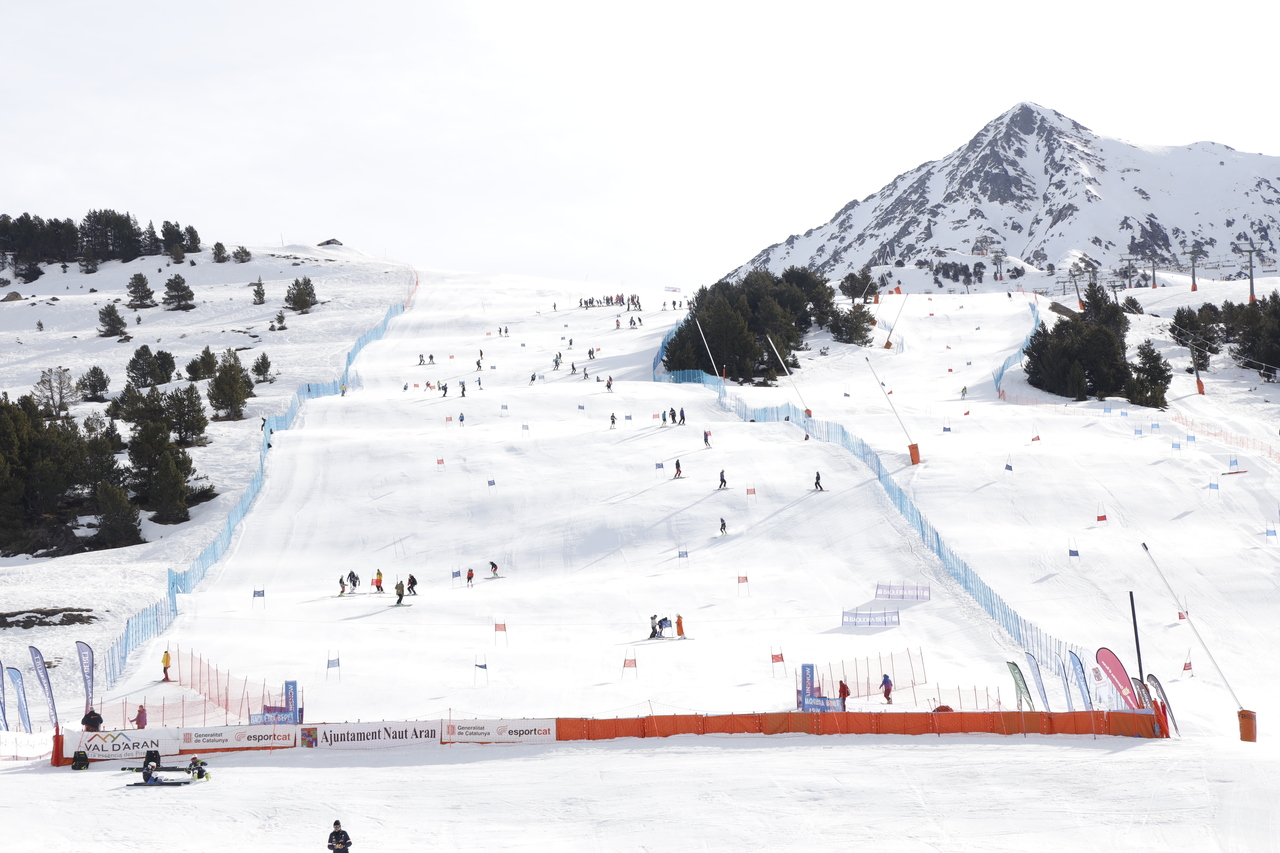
[
  {"left": 407, "top": 574, "right": 417, "bottom": 595},
  {"left": 880, "top": 674, "right": 894, "bottom": 704},
  {"left": 327, "top": 820, "right": 353, "bottom": 851},
  {"left": 490, "top": 561, "right": 499, "bottom": 578},
  {"left": 466, "top": 568, "right": 474, "bottom": 588},
  {"left": 718, "top": 470, "right": 727, "bottom": 489},
  {"left": 395, "top": 580, "right": 405, "bottom": 605}
]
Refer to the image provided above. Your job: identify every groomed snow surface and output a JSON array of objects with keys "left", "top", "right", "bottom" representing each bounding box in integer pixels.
[{"left": 3, "top": 258, "right": 1278, "bottom": 851}]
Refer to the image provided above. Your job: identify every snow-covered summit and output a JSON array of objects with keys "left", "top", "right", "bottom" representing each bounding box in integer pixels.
[{"left": 730, "top": 102, "right": 1280, "bottom": 278}]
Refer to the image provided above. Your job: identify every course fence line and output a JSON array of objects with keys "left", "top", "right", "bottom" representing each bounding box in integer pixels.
[
  {"left": 102, "top": 271, "right": 419, "bottom": 689},
  {"left": 991, "top": 300, "right": 1041, "bottom": 392},
  {"left": 651, "top": 304, "right": 1085, "bottom": 669}
]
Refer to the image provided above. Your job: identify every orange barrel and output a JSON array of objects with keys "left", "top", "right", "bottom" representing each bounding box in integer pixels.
[
  {"left": 908, "top": 444, "right": 921, "bottom": 465},
  {"left": 1239, "top": 710, "right": 1257, "bottom": 742}
]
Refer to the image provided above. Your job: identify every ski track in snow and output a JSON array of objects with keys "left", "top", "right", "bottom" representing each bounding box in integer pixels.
[{"left": 2, "top": 257, "right": 1279, "bottom": 851}]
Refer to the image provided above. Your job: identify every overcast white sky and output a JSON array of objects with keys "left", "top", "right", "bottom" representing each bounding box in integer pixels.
[{"left": 2, "top": 1, "right": 1275, "bottom": 288}]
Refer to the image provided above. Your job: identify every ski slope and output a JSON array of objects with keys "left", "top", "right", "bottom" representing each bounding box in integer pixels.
[{"left": 4, "top": 261, "right": 1279, "bottom": 851}]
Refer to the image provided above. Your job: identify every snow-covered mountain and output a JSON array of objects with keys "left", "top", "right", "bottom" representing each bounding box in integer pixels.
[{"left": 730, "top": 102, "right": 1280, "bottom": 279}]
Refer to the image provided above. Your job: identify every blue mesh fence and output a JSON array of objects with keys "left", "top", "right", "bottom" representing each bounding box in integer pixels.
[
  {"left": 102, "top": 301, "right": 407, "bottom": 687},
  {"left": 652, "top": 305, "right": 1081, "bottom": 667},
  {"left": 991, "top": 301, "right": 1040, "bottom": 392}
]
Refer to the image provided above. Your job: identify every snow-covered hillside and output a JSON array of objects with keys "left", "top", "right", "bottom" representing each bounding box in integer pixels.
[
  {"left": 4, "top": 258, "right": 1279, "bottom": 851},
  {"left": 731, "top": 102, "right": 1280, "bottom": 279}
]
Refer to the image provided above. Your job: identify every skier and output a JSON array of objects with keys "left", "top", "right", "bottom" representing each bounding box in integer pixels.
[
  {"left": 375, "top": 570, "right": 384, "bottom": 593},
  {"left": 961, "top": 385, "right": 967, "bottom": 400},
  {"left": 678, "top": 408, "right": 685, "bottom": 425},
  {"left": 606, "top": 377, "right": 613, "bottom": 392},
  {"left": 659, "top": 616, "right": 672, "bottom": 637},
  {"left": 571, "top": 363, "right": 577, "bottom": 374},
  {"left": 428, "top": 355, "right": 435, "bottom": 364},
  {"left": 719, "top": 517, "right": 726, "bottom": 535},
  {"left": 718, "top": 470, "right": 727, "bottom": 489},
  {"left": 403, "top": 383, "right": 408, "bottom": 391},
  {"left": 880, "top": 673, "right": 894, "bottom": 704},
  {"left": 661, "top": 410, "right": 667, "bottom": 426},
  {"left": 610, "top": 413, "right": 616, "bottom": 429},
  {"left": 676, "top": 614, "right": 685, "bottom": 638},
  {"left": 459, "top": 412, "right": 465, "bottom": 426},
  {"left": 460, "top": 381, "right": 466, "bottom": 397},
  {"left": 419, "top": 355, "right": 425, "bottom": 365},
  {"left": 407, "top": 574, "right": 417, "bottom": 595},
  {"left": 616, "top": 319, "right": 620, "bottom": 330},
  {"left": 466, "top": 568, "right": 474, "bottom": 588},
  {"left": 815, "top": 471, "right": 824, "bottom": 491},
  {"left": 187, "top": 755, "right": 209, "bottom": 780},
  {"left": 490, "top": 561, "right": 500, "bottom": 577},
  {"left": 476, "top": 377, "right": 482, "bottom": 390},
  {"left": 395, "top": 580, "right": 405, "bottom": 605},
  {"left": 327, "top": 820, "right": 353, "bottom": 851},
  {"left": 338, "top": 576, "right": 346, "bottom": 596},
  {"left": 649, "top": 615, "right": 659, "bottom": 639},
  {"left": 141, "top": 761, "right": 162, "bottom": 785},
  {"left": 582, "top": 368, "right": 588, "bottom": 380},
  {"left": 504, "top": 326, "right": 509, "bottom": 336},
  {"left": 529, "top": 372, "right": 536, "bottom": 385},
  {"left": 347, "top": 570, "right": 358, "bottom": 591},
  {"left": 479, "top": 349, "right": 483, "bottom": 360},
  {"left": 476, "top": 359, "right": 482, "bottom": 371},
  {"left": 703, "top": 430, "right": 711, "bottom": 448},
  {"left": 669, "top": 407, "right": 677, "bottom": 425},
  {"left": 674, "top": 459, "right": 682, "bottom": 478},
  {"left": 162, "top": 649, "right": 171, "bottom": 682},
  {"left": 441, "top": 383, "right": 448, "bottom": 397},
  {"left": 569, "top": 338, "right": 573, "bottom": 347}
]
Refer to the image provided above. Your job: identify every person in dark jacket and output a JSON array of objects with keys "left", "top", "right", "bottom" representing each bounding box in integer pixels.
[
  {"left": 406, "top": 574, "right": 417, "bottom": 595},
  {"left": 81, "top": 708, "right": 103, "bottom": 731},
  {"left": 327, "top": 820, "right": 353, "bottom": 850}
]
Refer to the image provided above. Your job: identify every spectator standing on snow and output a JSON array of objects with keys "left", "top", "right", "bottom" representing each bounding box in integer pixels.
[
  {"left": 718, "top": 470, "right": 727, "bottom": 489},
  {"left": 880, "top": 674, "right": 894, "bottom": 704},
  {"left": 81, "top": 707, "right": 103, "bottom": 731},
  {"left": 839, "top": 680, "right": 850, "bottom": 703},
  {"left": 162, "top": 650, "right": 171, "bottom": 682},
  {"left": 130, "top": 705, "right": 148, "bottom": 730},
  {"left": 327, "top": 820, "right": 352, "bottom": 851},
  {"left": 815, "top": 471, "right": 824, "bottom": 491}
]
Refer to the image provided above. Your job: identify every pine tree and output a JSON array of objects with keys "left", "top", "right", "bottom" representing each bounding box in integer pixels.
[
  {"left": 252, "top": 352, "right": 272, "bottom": 383},
  {"left": 1067, "top": 361, "right": 1088, "bottom": 401},
  {"left": 154, "top": 350, "right": 177, "bottom": 384},
  {"left": 99, "top": 303, "right": 127, "bottom": 337},
  {"left": 212, "top": 242, "right": 229, "bottom": 263},
  {"left": 94, "top": 480, "right": 143, "bottom": 548},
  {"left": 166, "top": 383, "right": 208, "bottom": 446},
  {"left": 829, "top": 304, "right": 875, "bottom": 346},
  {"left": 206, "top": 349, "right": 254, "bottom": 420},
  {"left": 128, "top": 420, "right": 174, "bottom": 498},
  {"left": 284, "top": 276, "right": 317, "bottom": 312},
  {"left": 185, "top": 346, "right": 219, "bottom": 381},
  {"left": 78, "top": 247, "right": 99, "bottom": 274},
  {"left": 170, "top": 243, "right": 185, "bottom": 264},
  {"left": 149, "top": 452, "right": 190, "bottom": 523},
  {"left": 82, "top": 415, "right": 124, "bottom": 491},
  {"left": 126, "top": 273, "right": 156, "bottom": 308},
  {"left": 232, "top": 246, "right": 252, "bottom": 263},
  {"left": 162, "top": 274, "right": 195, "bottom": 311},
  {"left": 76, "top": 366, "right": 111, "bottom": 402},
  {"left": 142, "top": 221, "right": 161, "bottom": 255},
  {"left": 252, "top": 277, "right": 265, "bottom": 305},
  {"left": 183, "top": 225, "right": 201, "bottom": 253},
  {"left": 126, "top": 345, "right": 159, "bottom": 387},
  {"left": 839, "top": 264, "right": 878, "bottom": 300},
  {"left": 1125, "top": 339, "right": 1173, "bottom": 408}
]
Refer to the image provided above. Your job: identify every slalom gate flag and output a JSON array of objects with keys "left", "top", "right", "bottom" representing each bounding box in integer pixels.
[
  {"left": 1069, "top": 651, "right": 1093, "bottom": 711},
  {"left": 475, "top": 663, "right": 487, "bottom": 670},
  {"left": 1025, "top": 653, "right": 1051, "bottom": 712},
  {"left": 327, "top": 658, "right": 340, "bottom": 670},
  {"left": 677, "top": 550, "right": 688, "bottom": 558},
  {"left": 664, "top": 286, "right": 681, "bottom": 292},
  {"left": 495, "top": 623, "right": 507, "bottom": 632},
  {"left": 452, "top": 570, "right": 461, "bottom": 579},
  {"left": 738, "top": 576, "right": 748, "bottom": 584},
  {"left": 1097, "top": 514, "right": 1107, "bottom": 522},
  {"left": 578, "top": 405, "right": 584, "bottom": 410},
  {"left": 501, "top": 404, "right": 508, "bottom": 410},
  {"left": 1057, "top": 656, "right": 1075, "bottom": 712},
  {"left": 253, "top": 590, "right": 265, "bottom": 598},
  {"left": 746, "top": 488, "right": 756, "bottom": 495},
  {"left": 1005, "top": 462, "right": 1013, "bottom": 471},
  {"left": 655, "top": 462, "right": 664, "bottom": 469},
  {"left": 1031, "top": 435, "right": 1040, "bottom": 441},
  {"left": 771, "top": 653, "right": 784, "bottom": 663},
  {"left": 74, "top": 641, "right": 94, "bottom": 714},
  {"left": 1068, "top": 548, "right": 1080, "bottom": 557},
  {"left": 1173, "top": 441, "right": 1182, "bottom": 450},
  {"left": 487, "top": 480, "right": 496, "bottom": 487},
  {"left": 1095, "top": 647, "right": 1140, "bottom": 709},
  {"left": 6, "top": 668, "right": 31, "bottom": 734},
  {"left": 623, "top": 657, "right": 636, "bottom": 668},
  {"left": 28, "top": 647, "right": 57, "bottom": 729},
  {"left": 1006, "top": 661, "right": 1035, "bottom": 711},
  {"left": 624, "top": 415, "right": 632, "bottom": 420},
  {"left": 0, "top": 658, "right": 7, "bottom": 731}
]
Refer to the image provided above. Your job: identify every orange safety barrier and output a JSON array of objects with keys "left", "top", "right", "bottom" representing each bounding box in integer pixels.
[{"left": 551, "top": 710, "right": 1158, "bottom": 744}]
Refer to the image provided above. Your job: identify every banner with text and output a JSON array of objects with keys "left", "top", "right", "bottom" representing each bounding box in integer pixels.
[
  {"left": 299, "top": 721, "right": 440, "bottom": 749},
  {"left": 180, "top": 726, "right": 296, "bottom": 750},
  {"left": 442, "top": 719, "right": 557, "bottom": 744},
  {"left": 65, "top": 728, "right": 182, "bottom": 759}
]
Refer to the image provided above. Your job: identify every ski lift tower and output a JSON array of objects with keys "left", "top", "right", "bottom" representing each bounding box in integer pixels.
[
  {"left": 1232, "top": 238, "right": 1261, "bottom": 304},
  {"left": 992, "top": 248, "right": 1006, "bottom": 282}
]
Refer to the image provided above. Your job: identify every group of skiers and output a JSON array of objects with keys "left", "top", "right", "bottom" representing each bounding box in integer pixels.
[
  {"left": 648, "top": 613, "right": 685, "bottom": 639},
  {"left": 463, "top": 562, "right": 500, "bottom": 588},
  {"left": 579, "top": 294, "right": 641, "bottom": 310},
  {"left": 339, "top": 571, "right": 417, "bottom": 597},
  {"left": 660, "top": 407, "right": 685, "bottom": 426}
]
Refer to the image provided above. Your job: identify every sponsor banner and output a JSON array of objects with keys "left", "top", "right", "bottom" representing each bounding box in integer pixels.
[
  {"left": 66, "top": 729, "right": 181, "bottom": 759},
  {"left": 443, "top": 719, "right": 556, "bottom": 744},
  {"left": 5, "top": 668, "right": 32, "bottom": 734},
  {"left": 1025, "top": 653, "right": 1051, "bottom": 712},
  {"left": 28, "top": 647, "right": 58, "bottom": 728},
  {"left": 800, "top": 697, "right": 844, "bottom": 713},
  {"left": 300, "top": 721, "right": 440, "bottom": 749},
  {"left": 1069, "top": 651, "right": 1094, "bottom": 712},
  {"left": 75, "top": 642, "right": 95, "bottom": 715},
  {"left": 180, "top": 726, "right": 296, "bottom": 750},
  {"left": 251, "top": 711, "right": 300, "bottom": 725},
  {"left": 842, "top": 610, "right": 900, "bottom": 627},
  {"left": 1006, "top": 661, "right": 1035, "bottom": 711},
  {"left": 1096, "top": 647, "right": 1140, "bottom": 710}
]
